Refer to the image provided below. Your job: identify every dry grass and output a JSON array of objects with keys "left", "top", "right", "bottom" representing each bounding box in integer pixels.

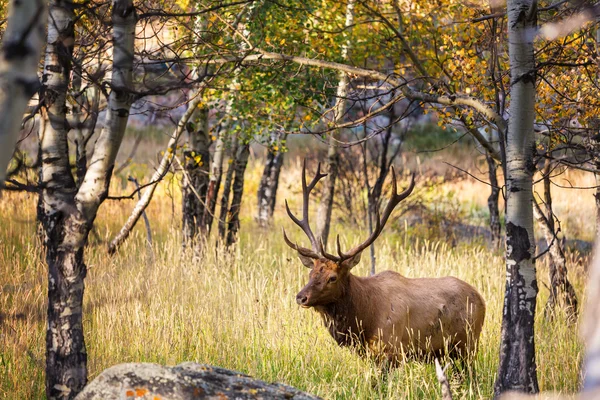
[{"left": 0, "top": 154, "right": 591, "bottom": 399}]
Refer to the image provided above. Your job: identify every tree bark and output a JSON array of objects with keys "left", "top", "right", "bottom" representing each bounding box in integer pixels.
[
  {"left": 75, "top": 0, "right": 136, "bottom": 220},
  {"left": 533, "top": 164, "right": 578, "bottom": 322},
  {"left": 595, "top": 161, "right": 600, "bottom": 241},
  {"left": 267, "top": 150, "right": 284, "bottom": 214},
  {"left": 256, "top": 132, "right": 286, "bottom": 227},
  {"left": 595, "top": 20, "right": 600, "bottom": 243},
  {"left": 0, "top": 0, "right": 47, "bottom": 184},
  {"left": 39, "top": 0, "right": 76, "bottom": 194},
  {"left": 203, "top": 130, "right": 224, "bottom": 234},
  {"left": 583, "top": 248, "right": 600, "bottom": 392},
  {"left": 494, "top": 0, "right": 539, "bottom": 396},
  {"left": 38, "top": 1, "right": 84, "bottom": 397},
  {"left": 487, "top": 152, "right": 502, "bottom": 247},
  {"left": 43, "top": 215, "right": 89, "bottom": 400},
  {"left": 182, "top": 107, "right": 210, "bottom": 250},
  {"left": 226, "top": 143, "right": 250, "bottom": 246},
  {"left": 72, "top": 53, "right": 86, "bottom": 186},
  {"left": 40, "top": 2, "right": 136, "bottom": 397},
  {"left": 218, "top": 134, "right": 239, "bottom": 241},
  {"left": 315, "top": 0, "right": 355, "bottom": 245}
]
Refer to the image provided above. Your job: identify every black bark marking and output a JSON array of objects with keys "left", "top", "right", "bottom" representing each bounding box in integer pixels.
[
  {"left": 526, "top": 144, "right": 536, "bottom": 172},
  {"left": 506, "top": 222, "right": 531, "bottom": 263},
  {"left": 113, "top": 1, "right": 136, "bottom": 18},
  {"left": 42, "top": 156, "right": 62, "bottom": 164},
  {"left": 45, "top": 64, "right": 62, "bottom": 73},
  {"left": 116, "top": 108, "right": 129, "bottom": 118}
]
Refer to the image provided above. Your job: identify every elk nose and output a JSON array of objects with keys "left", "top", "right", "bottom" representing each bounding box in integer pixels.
[{"left": 296, "top": 294, "right": 308, "bottom": 306}]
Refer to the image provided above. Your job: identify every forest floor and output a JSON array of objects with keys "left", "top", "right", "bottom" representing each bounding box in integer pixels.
[{"left": 0, "top": 131, "right": 594, "bottom": 399}]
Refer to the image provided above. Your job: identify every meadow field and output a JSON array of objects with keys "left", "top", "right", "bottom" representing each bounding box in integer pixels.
[{"left": 0, "top": 135, "right": 594, "bottom": 399}]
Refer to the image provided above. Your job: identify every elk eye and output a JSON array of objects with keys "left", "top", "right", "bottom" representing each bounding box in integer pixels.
[{"left": 328, "top": 276, "right": 337, "bottom": 283}]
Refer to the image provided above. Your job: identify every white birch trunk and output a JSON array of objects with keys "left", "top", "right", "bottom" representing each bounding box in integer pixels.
[
  {"left": 40, "top": 2, "right": 136, "bottom": 397},
  {"left": 39, "top": 0, "right": 76, "bottom": 198},
  {"left": 203, "top": 131, "right": 224, "bottom": 232},
  {"left": 494, "top": 0, "right": 539, "bottom": 395},
  {"left": 583, "top": 250, "right": 600, "bottom": 392},
  {"left": 0, "top": 0, "right": 46, "bottom": 184},
  {"left": 76, "top": 0, "right": 136, "bottom": 220},
  {"left": 37, "top": 2, "right": 85, "bottom": 399}
]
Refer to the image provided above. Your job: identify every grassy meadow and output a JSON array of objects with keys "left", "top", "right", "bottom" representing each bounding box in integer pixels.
[{"left": 0, "top": 134, "right": 594, "bottom": 399}]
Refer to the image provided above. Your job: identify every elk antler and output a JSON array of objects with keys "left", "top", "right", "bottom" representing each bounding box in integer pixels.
[
  {"left": 333, "top": 167, "right": 416, "bottom": 263},
  {"left": 282, "top": 160, "right": 328, "bottom": 259}
]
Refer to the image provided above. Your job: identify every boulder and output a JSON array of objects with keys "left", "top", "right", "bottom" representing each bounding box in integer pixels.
[{"left": 76, "top": 362, "right": 321, "bottom": 400}]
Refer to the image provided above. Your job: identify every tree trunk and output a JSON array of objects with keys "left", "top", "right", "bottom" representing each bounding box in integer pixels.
[
  {"left": 267, "top": 150, "right": 284, "bottom": 215},
  {"left": 203, "top": 130, "right": 224, "bottom": 234},
  {"left": 182, "top": 107, "right": 210, "bottom": 250},
  {"left": 494, "top": 0, "right": 539, "bottom": 396},
  {"left": 75, "top": 0, "right": 136, "bottom": 219},
  {"left": 0, "top": 0, "right": 47, "bottom": 184},
  {"left": 315, "top": 0, "right": 355, "bottom": 245},
  {"left": 40, "top": 1, "right": 137, "bottom": 397},
  {"left": 533, "top": 164, "right": 578, "bottom": 322},
  {"left": 42, "top": 214, "right": 89, "bottom": 399},
  {"left": 257, "top": 133, "right": 286, "bottom": 227},
  {"left": 487, "top": 152, "right": 502, "bottom": 247},
  {"left": 583, "top": 247, "right": 600, "bottom": 392},
  {"left": 218, "top": 134, "right": 239, "bottom": 241},
  {"left": 39, "top": 0, "right": 76, "bottom": 193},
  {"left": 226, "top": 143, "right": 250, "bottom": 246},
  {"left": 367, "top": 197, "right": 376, "bottom": 275},
  {"left": 38, "top": 2, "right": 83, "bottom": 396},
  {"left": 595, "top": 161, "right": 600, "bottom": 241},
  {"left": 72, "top": 54, "right": 87, "bottom": 187}
]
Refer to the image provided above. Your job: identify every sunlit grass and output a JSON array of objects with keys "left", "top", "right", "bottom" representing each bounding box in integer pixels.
[{"left": 0, "top": 158, "right": 589, "bottom": 399}]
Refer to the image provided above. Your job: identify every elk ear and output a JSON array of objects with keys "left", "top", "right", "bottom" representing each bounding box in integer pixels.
[
  {"left": 298, "top": 254, "right": 315, "bottom": 268},
  {"left": 341, "top": 252, "right": 362, "bottom": 270}
]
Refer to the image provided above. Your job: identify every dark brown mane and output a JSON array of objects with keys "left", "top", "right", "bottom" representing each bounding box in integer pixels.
[{"left": 315, "top": 279, "right": 359, "bottom": 347}]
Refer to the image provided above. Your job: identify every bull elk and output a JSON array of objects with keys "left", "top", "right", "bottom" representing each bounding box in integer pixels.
[{"left": 283, "top": 162, "right": 485, "bottom": 364}]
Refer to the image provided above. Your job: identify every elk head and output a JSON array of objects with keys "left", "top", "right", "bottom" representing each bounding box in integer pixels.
[{"left": 283, "top": 161, "right": 415, "bottom": 308}]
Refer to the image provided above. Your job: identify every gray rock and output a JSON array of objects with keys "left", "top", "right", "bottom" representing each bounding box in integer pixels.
[{"left": 75, "top": 362, "right": 321, "bottom": 400}]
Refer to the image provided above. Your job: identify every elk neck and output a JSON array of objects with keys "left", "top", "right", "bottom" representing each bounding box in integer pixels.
[{"left": 314, "top": 273, "right": 377, "bottom": 348}]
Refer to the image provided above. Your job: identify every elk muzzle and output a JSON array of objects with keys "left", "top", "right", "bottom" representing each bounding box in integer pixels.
[{"left": 296, "top": 285, "right": 313, "bottom": 308}]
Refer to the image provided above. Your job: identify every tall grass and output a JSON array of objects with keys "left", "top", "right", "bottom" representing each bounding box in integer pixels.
[{"left": 0, "top": 158, "right": 588, "bottom": 399}]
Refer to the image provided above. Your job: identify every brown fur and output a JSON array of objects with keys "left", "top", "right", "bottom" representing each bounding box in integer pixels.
[{"left": 296, "top": 259, "right": 486, "bottom": 364}]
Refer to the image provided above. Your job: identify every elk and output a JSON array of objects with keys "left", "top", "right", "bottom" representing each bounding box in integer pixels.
[{"left": 283, "top": 162, "right": 486, "bottom": 364}]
